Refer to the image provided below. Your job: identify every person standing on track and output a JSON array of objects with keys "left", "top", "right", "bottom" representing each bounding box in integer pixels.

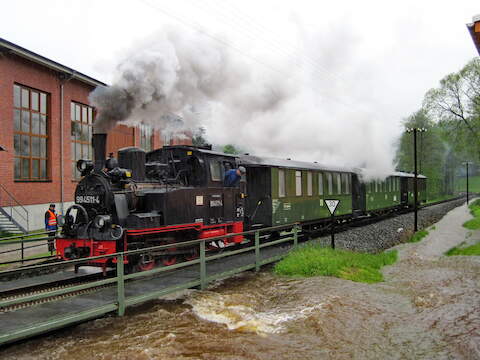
[{"left": 44, "top": 203, "right": 57, "bottom": 252}]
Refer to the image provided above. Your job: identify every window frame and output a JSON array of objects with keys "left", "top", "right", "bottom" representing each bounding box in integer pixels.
[
  {"left": 210, "top": 161, "right": 222, "bottom": 181},
  {"left": 139, "top": 124, "right": 153, "bottom": 152},
  {"left": 318, "top": 172, "right": 324, "bottom": 195},
  {"left": 307, "top": 171, "right": 313, "bottom": 196},
  {"left": 278, "top": 169, "right": 286, "bottom": 198},
  {"left": 71, "top": 101, "right": 94, "bottom": 180},
  {"left": 335, "top": 173, "right": 342, "bottom": 195},
  {"left": 13, "top": 84, "right": 49, "bottom": 181},
  {"left": 295, "top": 170, "right": 302, "bottom": 196}
]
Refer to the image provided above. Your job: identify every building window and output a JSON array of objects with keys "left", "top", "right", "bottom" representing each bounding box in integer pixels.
[
  {"left": 307, "top": 172, "right": 313, "bottom": 196},
  {"left": 71, "top": 102, "right": 93, "bottom": 179},
  {"left": 318, "top": 173, "right": 323, "bottom": 195},
  {"left": 278, "top": 169, "right": 286, "bottom": 198},
  {"left": 140, "top": 124, "right": 153, "bottom": 151},
  {"left": 13, "top": 84, "right": 48, "bottom": 180},
  {"left": 295, "top": 171, "right": 302, "bottom": 196}
]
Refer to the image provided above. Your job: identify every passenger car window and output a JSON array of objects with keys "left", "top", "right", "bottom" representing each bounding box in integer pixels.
[
  {"left": 336, "top": 173, "right": 341, "bottom": 195},
  {"left": 307, "top": 172, "right": 313, "bottom": 196},
  {"left": 295, "top": 171, "right": 302, "bottom": 196},
  {"left": 326, "top": 173, "right": 333, "bottom": 195},
  {"left": 318, "top": 173, "right": 323, "bottom": 195},
  {"left": 278, "top": 169, "right": 286, "bottom": 198}
]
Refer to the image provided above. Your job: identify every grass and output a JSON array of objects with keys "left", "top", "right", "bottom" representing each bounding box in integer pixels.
[
  {"left": 444, "top": 199, "right": 480, "bottom": 256},
  {"left": 455, "top": 175, "right": 480, "bottom": 193},
  {"left": 463, "top": 199, "right": 480, "bottom": 230},
  {"left": 274, "top": 245, "right": 397, "bottom": 283},
  {"left": 408, "top": 229, "right": 429, "bottom": 243},
  {"left": 446, "top": 243, "right": 480, "bottom": 256}
]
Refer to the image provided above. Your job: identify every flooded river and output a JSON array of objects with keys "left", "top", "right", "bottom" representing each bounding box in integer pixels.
[{"left": 1, "top": 207, "right": 479, "bottom": 359}]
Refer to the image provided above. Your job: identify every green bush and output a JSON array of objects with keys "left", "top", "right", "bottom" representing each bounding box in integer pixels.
[{"left": 274, "top": 245, "right": 397, "bottom": 283}]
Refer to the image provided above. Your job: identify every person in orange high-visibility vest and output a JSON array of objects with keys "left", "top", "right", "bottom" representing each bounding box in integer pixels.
[{"left": 44, "top": 204, "right": 57, "bottom": 252}]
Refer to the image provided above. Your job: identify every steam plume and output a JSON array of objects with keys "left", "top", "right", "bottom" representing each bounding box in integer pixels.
[{"left": 90, "top": 27, "right": 398, "bottom": 179}]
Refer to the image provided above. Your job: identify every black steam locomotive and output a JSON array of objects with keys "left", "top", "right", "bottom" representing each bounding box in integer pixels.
[{"left": 57, "top": 133, "right": 245, "bottom": 272}]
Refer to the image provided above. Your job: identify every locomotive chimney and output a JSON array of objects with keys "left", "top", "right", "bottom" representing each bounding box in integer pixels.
[{"left": 92, "top": 132, "right": 107, "bottom": 171}]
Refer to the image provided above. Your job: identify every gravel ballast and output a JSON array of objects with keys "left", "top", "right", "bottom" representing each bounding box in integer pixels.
[{"left": 311, "top": 199, "right": 467, "bottom": 253}]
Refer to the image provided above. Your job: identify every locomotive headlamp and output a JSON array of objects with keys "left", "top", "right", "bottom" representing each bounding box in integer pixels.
[
  {"left": 77, "top": 160, "right": 94, "bottom": 176},
  {"left": 94, "top": 215, "right": 111, "bottom": 229}
]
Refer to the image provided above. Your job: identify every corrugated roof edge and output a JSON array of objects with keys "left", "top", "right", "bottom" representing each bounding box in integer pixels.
[
  {"left": 239, "top": 155, "right": 427, "bottom": 179},
  {"left": 0, "top": 37, "right": 107, "bottom": 87}
]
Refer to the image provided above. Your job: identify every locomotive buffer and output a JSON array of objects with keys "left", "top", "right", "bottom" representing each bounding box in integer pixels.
[{"left": 325, "top": 199, "right": 340, "bottom": 249}]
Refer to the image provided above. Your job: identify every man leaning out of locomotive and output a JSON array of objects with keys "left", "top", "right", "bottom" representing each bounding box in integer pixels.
[{"left": 224, "top": 166, "right": 246, "bottom": 187}]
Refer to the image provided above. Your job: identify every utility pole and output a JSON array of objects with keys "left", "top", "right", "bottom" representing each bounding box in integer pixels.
[
  {"left": 463, "top": 162, "right": 473, "bottom": 204},
  {"left": 406, "top": 127, "right": 427, "bottom": 232}
]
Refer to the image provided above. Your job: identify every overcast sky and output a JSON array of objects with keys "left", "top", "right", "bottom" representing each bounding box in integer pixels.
[{"left": 1, "top": 0, "right": 479, "bottom": 174}]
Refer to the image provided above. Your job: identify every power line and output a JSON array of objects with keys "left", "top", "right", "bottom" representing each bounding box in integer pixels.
[{"left": 136, "top": 0, "right": 383, "bottom": 116}]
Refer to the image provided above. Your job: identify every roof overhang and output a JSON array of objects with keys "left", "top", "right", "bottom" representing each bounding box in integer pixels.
[
  {"left": 0, "top": 37, "right": 107, "bottom": 88},
  {"left": 467, "top": 15, "right": 480, "bottom": 56}
]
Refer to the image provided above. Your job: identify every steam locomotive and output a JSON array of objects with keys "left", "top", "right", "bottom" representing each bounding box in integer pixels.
[{"left": 56, "top": 133, "right": 426, "bottom": 272}]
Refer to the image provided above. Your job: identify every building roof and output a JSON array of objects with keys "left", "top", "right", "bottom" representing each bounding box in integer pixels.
[
  {"left": 0, "top": 37, "right": 106, "bottom": 87},
  {"left": 467, "top": 15, "right": 480, "bottom": 56}
]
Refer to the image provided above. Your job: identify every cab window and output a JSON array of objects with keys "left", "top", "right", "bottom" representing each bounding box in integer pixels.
[{"left": 210, "top": 161, "right": 221, "bottom": 181}]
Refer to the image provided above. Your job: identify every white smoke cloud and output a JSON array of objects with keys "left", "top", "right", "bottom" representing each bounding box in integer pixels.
[{"left": 90, "top": 26, "right": 398, "bottom": 180}]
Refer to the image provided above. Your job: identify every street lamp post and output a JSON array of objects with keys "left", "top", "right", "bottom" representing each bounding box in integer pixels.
[
  {"left": 406, "top": 127, "right": 427, "bottom": 232},
  {"left": 463, "top": 161, "right": 473, "bottom": 204}
]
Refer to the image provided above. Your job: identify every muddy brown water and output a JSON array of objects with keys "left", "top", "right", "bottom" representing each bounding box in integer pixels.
[{"left": 1, "top": 208, "right": 479, "bottom": 359}]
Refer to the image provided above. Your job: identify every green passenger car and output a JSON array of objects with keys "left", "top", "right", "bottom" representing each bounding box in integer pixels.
[
  {"left": 240, "top": 156, "right": 354, "bottom": 227},
  {"left": 364, "top": 176, "right": 402, "bottom": 211}
]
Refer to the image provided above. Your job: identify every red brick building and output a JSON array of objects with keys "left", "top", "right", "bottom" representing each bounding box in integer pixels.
[{"left": 0, "top": 37, "right": 191, "bottom": 232}]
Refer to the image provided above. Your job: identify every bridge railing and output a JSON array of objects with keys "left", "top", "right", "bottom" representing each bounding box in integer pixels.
[{"left": 0, "top": 223, "right": 301, "bottom": 345}]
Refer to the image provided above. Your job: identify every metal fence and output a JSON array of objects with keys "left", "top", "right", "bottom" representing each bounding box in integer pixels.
[
  {"left": 0, "top": 224, "right": 300, "bottom": 346},
  {"left": 0, "top": 231, "right": 56, "bottom": 266}
]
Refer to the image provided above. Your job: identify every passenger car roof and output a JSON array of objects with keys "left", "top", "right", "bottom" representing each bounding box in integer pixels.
[{"left": 238, "top": 154, "right": 354, "bottom": 173}]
